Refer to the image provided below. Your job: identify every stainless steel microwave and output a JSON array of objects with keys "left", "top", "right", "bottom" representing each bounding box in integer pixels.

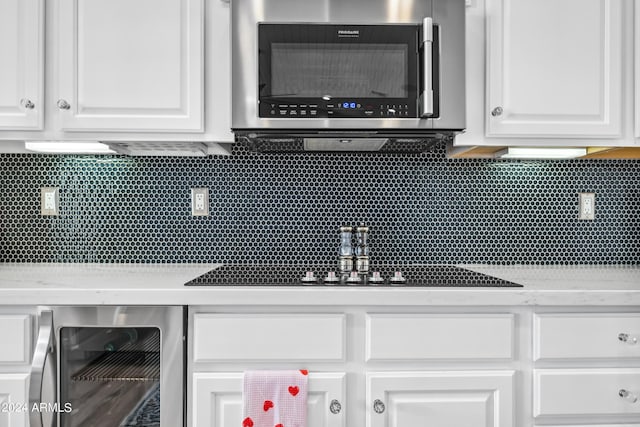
[{"left": 231, "top": 0, "right": 465, "bottom": 152}]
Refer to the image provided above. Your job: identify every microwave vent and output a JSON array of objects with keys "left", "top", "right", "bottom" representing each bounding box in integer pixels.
[{"left": 237, "top": 133, "right": 449, "bottom": 153}]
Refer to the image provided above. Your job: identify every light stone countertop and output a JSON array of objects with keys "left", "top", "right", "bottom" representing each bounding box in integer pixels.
[{"left": 0, "top": 263, "right": 638, "bottom": 306}]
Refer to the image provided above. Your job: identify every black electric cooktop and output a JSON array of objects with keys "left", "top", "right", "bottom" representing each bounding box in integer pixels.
[{"left": 185, "top": 265, "right": 522, "bottom": 287}]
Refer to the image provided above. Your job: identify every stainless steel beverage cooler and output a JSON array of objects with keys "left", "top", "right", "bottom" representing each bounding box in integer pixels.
[{"left": 30, "top": 306, "right": 185, "bottom": 427}]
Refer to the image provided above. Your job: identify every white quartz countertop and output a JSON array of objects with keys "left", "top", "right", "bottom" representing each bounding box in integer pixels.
[{"left": 0, "top": 263, "right": 638, "bottom": 306}]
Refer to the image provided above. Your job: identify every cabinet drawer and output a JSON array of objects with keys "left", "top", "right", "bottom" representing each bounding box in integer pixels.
[
  {"left": 366, "top": 314, "right": 514, "bottom": 361},
  {"left": 0, "top": 315, "right": 31, "bottom": 364},
  {"left": 193, "top": 313, "right": 345, "bottom": 362},
  {"left": 534, "top": 369, "right": 640, "bottom": 417},
  {"left": 534, "top": 313, "right": 640, "bottom": 360}
]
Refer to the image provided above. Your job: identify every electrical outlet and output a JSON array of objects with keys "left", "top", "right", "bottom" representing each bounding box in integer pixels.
[
  {"left": 578, "top": 192, "right": 595, "bottom": 220},
  {"left": 191, "top": 188, "right": 209, "bottom": 216},
  {"left": 41, "top": 187, "right": 59, "bottom": 216}
]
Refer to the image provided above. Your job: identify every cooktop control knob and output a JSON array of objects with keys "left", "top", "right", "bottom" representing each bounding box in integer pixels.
[
  {"left": 324, "top": 271, "right": 340, "bottom": 285},
  {"left": 368, "top": 271, "right": 385, "bottom": 285},
  {"left": 301, "top": 271, "right": 318, "bottom": 284},
  {"left": 389, "top": 271, "right": 407, "bottom": 285},
  {"left": 346, "top": 271, "right": 362, "bottom": 285}
]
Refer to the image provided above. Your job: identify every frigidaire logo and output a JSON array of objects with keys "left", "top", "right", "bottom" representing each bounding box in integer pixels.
[{"left": 338, "top": 29, "right": 360, "bottom": 37}]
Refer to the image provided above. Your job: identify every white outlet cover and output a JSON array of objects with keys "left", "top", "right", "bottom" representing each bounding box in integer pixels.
[
  {"left": 40, "top": 187, "right": 59, "bottom": 216},
  {"left": 578, "top": 192, "right": 595, "bottom": 220},
  {"left": 191, "top": 188, "right": 209, "bottom": 216}
]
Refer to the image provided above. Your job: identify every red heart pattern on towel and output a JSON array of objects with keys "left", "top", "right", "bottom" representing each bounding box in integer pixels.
[{"left": 245, "top": 372, "right": 307, "bottom": 427}]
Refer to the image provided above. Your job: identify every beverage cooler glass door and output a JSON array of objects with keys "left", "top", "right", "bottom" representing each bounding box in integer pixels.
[{"left": 30, "top": 307, "right": 185, "bottom": 427}]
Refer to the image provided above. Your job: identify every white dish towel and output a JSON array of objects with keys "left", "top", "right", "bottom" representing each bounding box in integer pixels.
[{"left": 242, "top": 370, "right": 308, "bottom": 427}]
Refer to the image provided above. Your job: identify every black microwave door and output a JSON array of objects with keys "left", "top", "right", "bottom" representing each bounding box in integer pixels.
[{"left": 258, "top": 23, "right": 420, "bottom": 119}]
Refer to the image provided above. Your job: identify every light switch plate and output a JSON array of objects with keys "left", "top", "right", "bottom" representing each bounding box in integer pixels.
[
  {"left": 41, "top": 187, "right": 59, "bottom": 216},
  {"left": 191, "top": 188, "right": 209, "bottom": 216}
]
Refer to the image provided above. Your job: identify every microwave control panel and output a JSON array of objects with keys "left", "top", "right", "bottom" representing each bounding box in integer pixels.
[{"left": 260, "top": 100, "right": 417, "bottom": 119}]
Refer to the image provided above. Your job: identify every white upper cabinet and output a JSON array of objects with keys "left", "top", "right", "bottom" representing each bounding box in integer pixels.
[
  {"left": 633, "top": 4, "right": 640, "bottom": 138},
  {"left": 0, "top": 0, "right": 43, "bottom": 130},
  {"left": 56, "top": 0, "right": 203, "bottom": 132},
  {"left": 485, "top": 0, "right": 623, "bottom": 138},
  {"left": 206, "top": 0, "right": 233, "bottom": 143}
]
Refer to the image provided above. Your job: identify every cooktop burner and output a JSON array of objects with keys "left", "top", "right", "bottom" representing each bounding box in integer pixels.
[{"left": 185, "top": 265, "right": 522, "bottom": 287}]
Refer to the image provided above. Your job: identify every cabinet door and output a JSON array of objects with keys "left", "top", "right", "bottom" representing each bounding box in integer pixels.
[
  {"left": 633, "top": 2, "right": 640, "bottom": 142},
  {"left": 0, "top": 0, "right": 43, "bottom": 130},
  {"left": 366, "top": 371, "right": 514, "bottom": 427},
  {"left": 0, "top": 315, "right": 32, "bottom": 364},
  {"left": 206, "top": 0, "right": 234, "bottom": 143},
  {"left": 0, "top": 373, "right": 29, "bottom": 427},
  {"left": 57, "top": 0, "right": 203, "bottom": 132},
  {"left": 192, "top": 372, "right": 346, "bottom": 427},
  {"left": 486, "top": 0, "right": 622, "bottom": 138}
]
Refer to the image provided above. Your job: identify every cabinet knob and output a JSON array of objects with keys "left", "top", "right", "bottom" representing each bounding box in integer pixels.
[
  {"left": 373, "top": 399, "right": 385, "bottom": 414},
  {"left": 57, "top": 99, "right": 71, "bottom": 110},
  {"left": 491, "top": 106, "right": 503, "bottom": 117},
  {"left": 329, "top": 399, "right": 341, "bottom": 414},
  {"left": 619, "top": 389, "right": 638, "bottom": 403},
  {"left": 619, "top": 333, "right": 637, "bottom": 345},
  {"left": 20, "top": 98, "right": 35, "bottom": 110}
]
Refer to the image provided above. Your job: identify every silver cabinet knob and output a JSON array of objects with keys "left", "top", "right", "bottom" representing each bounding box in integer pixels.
[
  {"left": 329, "top": 399, "right": 341, "bottom": 414},
  {"left": 20, "top": 98, "right": 35, "bottom": 110},
  {"left": 619, "top": 389, "right": 638, "bottom": 403},
  {"left": 373, "top": 399, "right": 385, "bottom": 414},
  {"left": 57, "top": 99, "right": 70, "bottom": 110},
  {"left": 619, "top": 333, "right": 638, "bottom": 344},
  {"left": 491, "top": 106, "right": 503, "bottom": 117}
]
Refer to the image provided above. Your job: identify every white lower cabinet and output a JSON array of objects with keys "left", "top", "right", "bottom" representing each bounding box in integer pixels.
[
  {"left": 189, "top": 307, "right": 640, "bottom": 427},
  {"left": 0, "top": 315, "right": 32, "bottom": 365},
  {"left": 192, "top": 313, "right": 346, "bottom": 362},
  {"left": 366, "top": 370, "right": 514, "bottom": 427},
  {"left": 534, "top": 369, "right": 640, "bottom": 418},
  {"left": 534, "top": 311, "right": 640, "bottom": 427},
  {"left": 366, "top": 313, "right": 514, "bottom": 361},
  {"left": 0, "top": 373, "right": 30, "bottom": 427},
  {"left": 542, "top": 425, "right": 640, "bottom": 427},
  {"left": 0, "top": 310, "right": 33, "bottom": 427},
  {"left": 534, "top": 313, "right": 640, "bottom": 360},
  {"left": 189, "top": 308, "right": 517, "bottom": 427},
  {"left": 192, "top": 372, "right": 346, "bottom": 427}
]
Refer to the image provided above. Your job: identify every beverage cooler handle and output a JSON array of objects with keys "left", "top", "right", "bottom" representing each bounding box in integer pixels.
[
  {"left": 29, "top": 310, "right": 57, "bottom": 427},
  {"left": 420, "top": 17, "right": 434, "bottom": 117}
]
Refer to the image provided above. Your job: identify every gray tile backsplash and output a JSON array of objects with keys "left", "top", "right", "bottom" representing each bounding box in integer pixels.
[{"left": 1, "top": 145, "right": 638, "bottom": 264}]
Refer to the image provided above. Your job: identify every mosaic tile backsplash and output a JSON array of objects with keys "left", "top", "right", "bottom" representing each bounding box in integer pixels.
[{"left": 1, "top": 145, "right": 638, "bottom": 264}]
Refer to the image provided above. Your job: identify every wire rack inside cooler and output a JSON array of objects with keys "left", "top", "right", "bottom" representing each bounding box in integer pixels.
[{"left": 71, "top": 330, "right": 160, "bottom": 382}]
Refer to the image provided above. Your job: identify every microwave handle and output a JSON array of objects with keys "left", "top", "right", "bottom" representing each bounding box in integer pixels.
[
  {"left": 29, "top": 310, "right": 57, "bottom": 427},
  {"left": 419, "top": 17, "right": 434, "bottom": 117}
]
